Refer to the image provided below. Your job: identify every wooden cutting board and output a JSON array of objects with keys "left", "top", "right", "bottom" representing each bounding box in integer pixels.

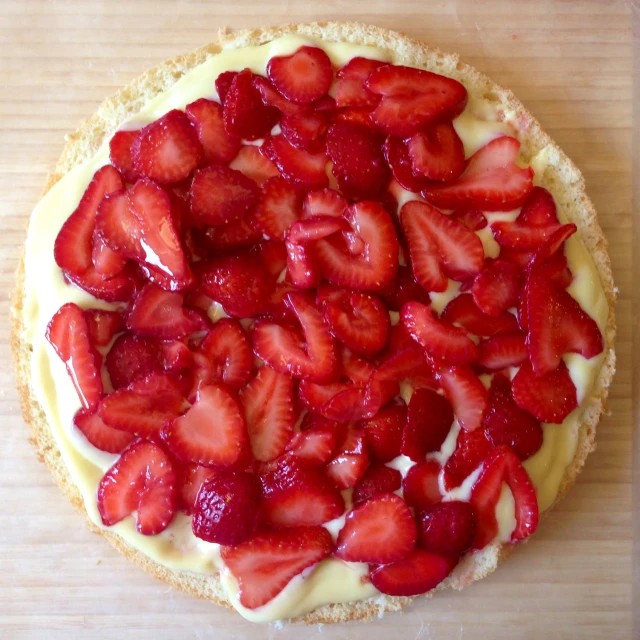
[{"left": 0, "top": 1, "right": 633, "bottom": 638}]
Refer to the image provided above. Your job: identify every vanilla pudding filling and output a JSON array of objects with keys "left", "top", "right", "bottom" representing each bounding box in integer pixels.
[{"left": 19, "top": 35, "right": 609, "bottom": 622}]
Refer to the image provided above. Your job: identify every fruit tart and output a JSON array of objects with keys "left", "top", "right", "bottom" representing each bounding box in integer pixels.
[{"left": 11, "top": 22, "right": 615, "bottom": 624}]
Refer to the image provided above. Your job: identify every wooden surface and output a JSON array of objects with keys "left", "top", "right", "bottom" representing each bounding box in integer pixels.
[{"left": 0, "top": 1, "right": 633, "bottom": 638}]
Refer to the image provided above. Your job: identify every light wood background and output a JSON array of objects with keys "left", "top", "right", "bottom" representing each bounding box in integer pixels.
[{"left": 0, "top": 1, "right": 633, "bottom": 638}]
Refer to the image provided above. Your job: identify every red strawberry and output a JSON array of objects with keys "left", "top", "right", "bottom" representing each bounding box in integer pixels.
[
  {"left": 530, "top": 250, "right": 573, "bottom": 289},
  {"left": 519, "top": 186, "right": 559, "bottom": 226},
  {"left": 336, "top": 493, "right": 416, "bottom": 563},
  {"left": 267, "top": 46, "right": 333, "bottom": 104},
  {"left": 499, "top": 246, "right": 536, "bottom": 269},
  {"left": 46, "top": 303, "right": 103, "bottom": 410},
  {"left": 109, "top": 129, "right": 140, "bottom": 183},
  {"left": 470, "top": 445, "right": 539, "bottom": 549},
  {"left": 526, "top": 274, "right": 603, "bottom": 375},
  {"left": 443, "top": 427, "right": 493, "bottom": 490},
  {"left": 527, "top": 223, "right": 577, "bottom": 271},
  {"left": 482, "top": 374, "right": 543, "bottom": 460},
  {"left": 98, "top": 371, "right": 185, "bottom": 437},
  {"left": 220, "top": 526, "right": 334, "bottom": 609},
  {"left": 381, "top": 266, "right": 431, "bottom": 312},
  {"left": 333, "top": 107, "right": 378, "bottom": 131},
  {"left": 73, "top": 407, "right": 134, "bottom": 454},
  {"left": 492, "top": 220, "right": 566, "bottom": 250},
  {"left": 287, "top": 215, "right": 349, "bottom": 245},
  {"left": 408, "top": 122, "right": 465, "bottom": 182},
  {"left": 440, "top": 294, "right": 520, "bottom": 337},
  {"left": 402, "top": 388, "right": 454, "bottom": 461},
  {"left": 84, "top": 308, "right": 124, "bottom": 347},
  {"left": 353, "top": 463, "right": 402, "bottom": 505},
  {"left": 105, "top": 333, "right": 162, "bottom": 389},
  {"left": 261, "top": 135, "right": 329, "bottom": 189},
  {"left": 402, "top": 459, "right": 443, "bottom": 509},
  {"left": 189, "top": 165, "right": 258, "bottom": 227},
  {"left": 192, "top": 471, "right": 261, "bottom": 545},
  {"left": 437, "top": 365, "right": 487, "bottom": 431},
  {"left": 325, "top": 123, "right": 390, "bottom": 199},
  {"left": 360, "top": 402, "right": 406, "bottom": 462},
  {"left": 401, "top": 301, "right": 479, "bottom": 364},
  {"left": 476, "top": 332, "right": 528, "bottom": 371},
  {"left": 302, "top": 188, "right": 347, "bottom": 219},
  {"left": 369, "top": 549, "right": 457, "bottom": 596},
  {"left": 280, "top": 112, "right": 328, "bottom": 151},
  {"left": 285, "top": 239, "right": 321, "bottom": 289},
  {"left": 335, "top": 57, "right": 385, "bottom": 107},
  {"left": 163, "top": 384, "right": 248, "bottom": 467},
  {"left": 318, "top": 384, "right": 370, "bottom": 423},
  {"left": 229, "top": 144, "right": 280, "bottom": 186},
  {"left": 259, "top": 455, "right": 344, "bottom": 527},
  {"left": 285, "top": 426, "right": 337, "bottom": 466},
  {"left": 366, "top": 65, "right": 468, "bottom": 137},
  {"left": 257, "top": 239, "right": 288, "bottom": 278},
  {"left": 215, "top": 71, "right": 238, "bottom": 104},
  {"left": 178, "top": 464, "right": 218, "bottom": 514},
  {"left": 383, "top": 137, "right": 430, "bottom": 193},
  {"left": 185, "top": 98, "right": 241, "bottom": 165},
  {"left": 325, "top": 427, "right": 369, "bottom": 489},
  {"left": 200, "top": 215, "right": 262, "bottom": 252},
  {"left": 512, "top": 360, "right": 578, "bottom": 423},
  {"left": 223, "top": 69, "right": 279, "bottom": 140},
  {"left": 422, "top": 136, "right": 534, "bottom": 211},
  {"left": 196, "top": 319, "right": 252, "bottom": 390},
  {"left": 240, "top": 366, "right": 295, "bottom": 462},
  {"left": 160, "top": 340, "right": 192, "bottom": 373},
  {"left": 471, "top": 259, "right": 524, "bottom": 317},
  {"left": 400, "top": 200, "right": 484, "bottom": 292},
  {"left": 91, "top": 234, "right": 128, "bottom": 278},
  {"left": 417, "top": 501, "right": 476, "bottom": 557},
  {"left": 252, "top": 76, "right": 311, "bottom": 117},
  {"left": 451, "top": 206, "right": 487, "bottom": 231},
  {"left": 251, "top": 176, "right": 302, "bottom": 240},
  {"left": 131, "top": 109, "right": 201, "bottom": 184}
]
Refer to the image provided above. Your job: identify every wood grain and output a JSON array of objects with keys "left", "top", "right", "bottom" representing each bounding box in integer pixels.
[{"left": 0, "top": 1, "right": 633, "bottom": 638}]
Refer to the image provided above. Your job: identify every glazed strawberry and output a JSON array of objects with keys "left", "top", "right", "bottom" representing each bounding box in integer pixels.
[
  {"left": 267, "top": 46, "right": 333, "bottom": 104},
  {"left": 287, "top": 215, "right": 349, "bottom": 245},
  {"left": 512, "top": 361, "right": 578, "bottom": 423},
  {"left": 163, "top": 384, "right": 247, "bottom": 467},
  {"left": 199, "top": 319, "right": 253, "bottom": 390},
  {"left": 285, "top": 426, "right": 337, "bottom": 466},
  {"left": 402, "top": 460, "right": 443, "bottom": 509},
  {"left": 492, "top": 220, "right": 566, "bottom": 250},
  {"left": 200, "top": 215, "right": 262, "bottom": 252},
  {"left": 402, "top": 388, "right": 454, "bottom": 461},
  {"left": 440, "top": 294, "right": 520, "bottom": 337},
  {"left": 160, "top": 340, "right": 193, "bottom": 373},
  {"left": 529, "top": 250, "right": 573, "bottom": 289},
  {"left": 359, "top": 402, "right": 406, "bottom": 462},
  {"left": 73, "top": 407, "right": 134, "bottom": 454},
  {"left": 400, "top": 200, "right": 484, "bottom": 292},
  {"left": 191, "top": 471, "right": 262, "bottom": 545},
  {"left": 382, "top": 266, "right": 432, "bottom": 312},
  {"left": 261, "top": 135, "right": 329, "bottom": 189},
  {"left": 251, "top": 176, "right": 302, "bottom": 240},
  {"left": 369, "top": 549, "right": 457, "bottom": 596},
  {"left": 229, "top": 144, "right": 280, "bottom": 186},
  {"left": 519, "top": 186, "right": 559, "bottom": 226},
  {"left": 257, "top": 239, "right": 288, "bottom": 277},
  {"left": 450, "top": 206, "right": 487, "bottom": 231},
  {"left": 325, "top": 427, "right": 369, "bottom": 489},
  {"left": 84, "top": 308, "right": 124, "bottom": 347},
  {"left": 131, "top": 109, "right": 201, "bottom": 183},
  {"left": 223, "top": 69, "right": 279, "bottom": 140},
  {"left": 318, "top": 384, "right": 370, "bottom": 423},
  {"left": 336, "top": 493, "right": 417, "bottom": 563},
  {"left": 482, "top": 374, "right": 543, "bottom": 460},
  {"left": 417, "top": 501, "right": 476, "bottom": 557},
  {"left": 325, "top": 123, "right": 390, "bottom": 199},
  {"left": 105, "top": 334, "right": 162, "bottom": 389},
  {"left": 333, "top": 107, "right": 377, "bottom": 130},
  {"left": 284, "top": 239, "right": 320, "bottom": 289},
  {"left": 401, "top": 301, "right": 479, "bottom": 364},
  {"left": 178, "top": 464, "right": 218, "bottom": 514},
  {"left": 383, "top": 138, "right": 429, "bottom": 193},
  {"left": 109, "top": 129, "right": 140, "bottom": 183},
  {"left": 408, "top": 122, "right": 465, "bottom": 182},
  {"left": 443, "top": 428, "right": 493, "bottom": 490},
  {"left": 526, "top": 274, "right": 603, "bottom": 375},
  {"left": 422, "top": 136, "right": 534, "bottom": 211},
  {"left": 97, "top": 440, "right": 177, "bottom": 535},
  {"left": 240, "top": 366, "right": 295, "bottom": 462},
  {"left": 259, "top": 455, "right": 344, "bottom": 527},
  {"left": 189, "top": 165, "right": 258, "bottom": 227},
  {"left": 215, "top": 70, "right": 238, "bottom": 104},
  {"left": 280, "top": 112, "right": 328, "bottom": 151},
  {"left": 302, "top": 188, "right": 347, "bottom": 219},
  {"left": 437, "top": 365, "right": 487, "bottom": 431},
  {"left": 366, "top": 65, "right": 468, "bottom": 137},
  {"left": 185, "top": 98, "right": 241, "bottom": 165},
  {"left": 470, "top": 445, "right": 539, "bottom": 548},
  {"left": 46, "top": 303, "right": 103, "bottom": 410},
  {"left": 476, "top": 333, "right": 525, "bottom": 372},
  {"left": 528, "top": 223, "right": 577, "bottom": 271},
  {"left": 91, "top": 234, "right": 128, "bottom": 278},
  {"left": 335, "top": 57, "right": 385, "bottom": 107},
  {"left": 98, "top": 371, "right": 185, "bottom": 437},
  {"left": 220, "top": 526, "right": 334, "bottom": 609},
  {"left": 352, "top": 463, "right": 402, "bottom": 505},
  {"left": 252, "top": 76, "right": 312, "bottom": 117},
  {"left": 471, "top": 259, "right": 523, "bottom": 317}
]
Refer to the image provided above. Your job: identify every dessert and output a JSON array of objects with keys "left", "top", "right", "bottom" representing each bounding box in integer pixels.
[{"left": 11, "top": 22, "right": 615, "bottom": 624}]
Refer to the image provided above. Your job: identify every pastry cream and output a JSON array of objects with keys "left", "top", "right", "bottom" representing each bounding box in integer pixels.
[{"left": 19, "top": 35, "right": 608, "bottom": 622}]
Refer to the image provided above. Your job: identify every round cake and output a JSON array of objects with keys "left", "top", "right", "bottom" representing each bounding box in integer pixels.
[{"left": 11, "top": 22, "right": 616, "bottom": 624}]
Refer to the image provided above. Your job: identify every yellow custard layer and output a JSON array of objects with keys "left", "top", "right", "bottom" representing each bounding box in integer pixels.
[{"left": 19, "top": 35, "right": 608, "bottom": 622}]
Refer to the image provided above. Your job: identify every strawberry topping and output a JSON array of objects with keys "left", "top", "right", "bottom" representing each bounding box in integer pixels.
[
  {"left": 407, "top": 122, "right": 465, "bottom": 182},
  {"left": 402, "top": 460, "right": 443, "bottom": 509},
  {"left": 417, "top": 501, "right": 476, "bottom": 557},
  {"left": 74, "top": 408, "right": 134, "bottom": 454}
]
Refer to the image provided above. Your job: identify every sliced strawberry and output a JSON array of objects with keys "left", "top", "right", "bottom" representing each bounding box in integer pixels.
[
  {"left": 267, "top": 46, "right": 333, "bottom": 104},
  {"left": 280, "top": 112, "right": 328, "bottom": 151},
  {"left": 229, "top": 144, "right": 280, "bottom": 186},
  {"left": 200, "top": 215, "right": 262, "bottom": 252},
  {"left": 366, "top": 65, "right": 468, "bottom": 137},
  {"left": 163, "top": 384, "right": 247, "bottom": 466},
  {"left": 302, "top": 188, "right": 347, "bottom": 219},
  {"left": 178, "top": 464, "right": 218, "bottom": 514},
  {"left": 476, "top": 332, "right": 527, "bottom": 371},
  {"left": 252, "top": 76, "right": 312, "bottom": 117},
  {"left": 251, "top": 176, "right": 302, "bottom": 240},
  {"left": 359, "top": 402, "right": 406, "bottom": 462},
  {"left": 287, "top": 215, "right": 349, "bottom": 245},
  {"left": 109, "top": 129, "right": 140, "bottom": 183},
  {"left": 492, "top": 220, "right": 566, "bottom": 250},
  {"left": 353, "top": 463, "right": 402, "bottom": 505},
  {"left": 408, "top": 122, "right": 465, "bottom": 182},
  {"left": 440, "top": 294, "right": 520, "bottom": 337},
  {"left": 383, "top": 137, "right": 430, "bottom": 193},
  {"left": 335, "top": 57, "right": 385, "bottom": 108},
  {"left": 285, "top": 426, "right": 337, "bottom": 466},
  {"left": 527, "top": 223, "right": 577, "bottom": 271},
  {"left": 422, "top": 136, "right": 534, "bottom": 211},
  {"left": 220, "top": 526, "right": 334, "bottom": 609},
  {"left": 471, "top": 259, "right": 524, "bottom": 317},
  {"left": 185, "top": 98, "right": 241, "bottom": 165},
  {"left": 437, "top": 365, "right": 487, "bottom": 431},
  {"left": 333, "top": 107, "right": 378, "bottom": 130},
  {"left": 417, "top": 501, "right": 476, "bottom": 557},
  {"left": 470, "top": 445, "right": 539, "bottom": 549},
  {"left": 325, "top": 123, "right": 390, "bottom": 199},
  {"left": 84, "top": 308, "right": 124, "bottom": 347},
  {"left": 215, "top": 71, "right": 238, "bottom": 104},
  {"left": 519, "top": 186, "right": 559, "bottom": 226},
  {"left": 402, "top": 459, "right": 443, "bottom": 509},
  {"left": 105, "top": 333, "right": 162, "bottom": 389},
  {"left": 369, "top": 549, "right": 457, "bottom": 596},
  {"left": 325, "top": 427, "right": 369, "bottom": 490},
  {"left": 91, "top": 234, "right": 128, "bottom": 278},
  {"left": 530, "top": 250, "right": 573, "bottom": 289},
  {"left": 512, "top": 360, "right": 578, "bottom": 423},
  {"left": 443, "top": 427, "right": 493, "bottom": 490},
  {"left": 336, "top": 493, "right": 416, "bottom": 563},
  {"left": 46, "top": 303, "right": 103, "bottom": 410},
  {"left": 402, "top": 388, "right": 454, "bottom": 461},
  {"left": 160, "top": 339, "right": 193, "bottom": 373},
  {"left": 97, "top": 440, "right": 177, "bottom": 535},
  {"left": 382, "top": 265, "right": 431, "bottom": 312},
  {"left": 319, "top": 385, "right": 371, "bottom": 422},
  {"left": 285, "top": 239, "right": 321, "bottom": 289},
  {"left": 261, "top": 135, "right": 329, "bottom": 189},
  {"left": 73, "top": 407, "right": 134, "bottom": 454},
  {"left": 451, "top": 206, "right": 488, "bottom": 231},
  {"left": 257, "top": 240, "right": 288, "bottom": 278},
  {"left": 400, "top": 200, "right": 484, "bottom": 292},
  {"left": 499, "top": 246, "right": 536, "bottom": 269}
]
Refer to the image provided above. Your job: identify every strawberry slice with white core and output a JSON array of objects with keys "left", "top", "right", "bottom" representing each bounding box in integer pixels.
[
  {"left": 287, "top": 215, "right": 350, "bottom": 245},
  {"left": 402, "top": 459, "right": 443, "bottom": 509},
  {"left": 284, "top": 240, "right": 320, "bottom": 289},
  {"left": 267, "top": 46, "right": 333, "bottom": 104},
  {"left": 229, "top": 144, "right": 280, "bottom": 185},
  {"left": 407, "top": 122, "right": 465, "bottom": 182},
  {"left": 91, "top": 233, "right": 128, "bottom": 278},
  {"left": 261, "top": 135, "right": 329, "bottom": 190},
  {"left": 285, "top": 426, "right": 337, "bottom": 466},
  {"left": 221, "top": 526, "right": 334, "bottom": 609},
  {"left": 437, "top": 365, "right": 487, "bottom": 431},
  {"left": 422, "top": 136, "right": 534, "bottom": 211},
  {"left": 335, "top": 57, "right": 385, "bottom": 108},
  {"left": 251, "top": 176, "right": 302, "bottom": 240},
  {"left": 46, "top": 302, "right": 103, "bottom": 410},
  {"left": 325, "top": 427, "right": 369, "bottom": 489},
  {"left": 185, "top": 98, "right": 240, "bottom": 165},
  {"left": 471, "top": 259, "right": 524, "bottom": 317},
  {"left": 302, "top": 188, "right": 348, "bottom": 218},
  {"left": 97, "top": 439, "right": 177, "bottom": 535},
  {"left": 84, "top": 308, "right": 124, "bottom": 347},
  {"left": 476, "top": 332, "right": 528, "bottom": 371},
  {"left": 336, "top": 493, "right": 417, "bottom": 563},
  {"left": 73, "top": 407, "right": 134, "bottom": 454},
  {"left": 163, "top": 384, "right": 248, "bottom": 467},
  {"left": 440, "top": 293, "right": 520, "bottom": 337},
  {"left": 252, "top": 76, "right": 312, "bottom": 117}
]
